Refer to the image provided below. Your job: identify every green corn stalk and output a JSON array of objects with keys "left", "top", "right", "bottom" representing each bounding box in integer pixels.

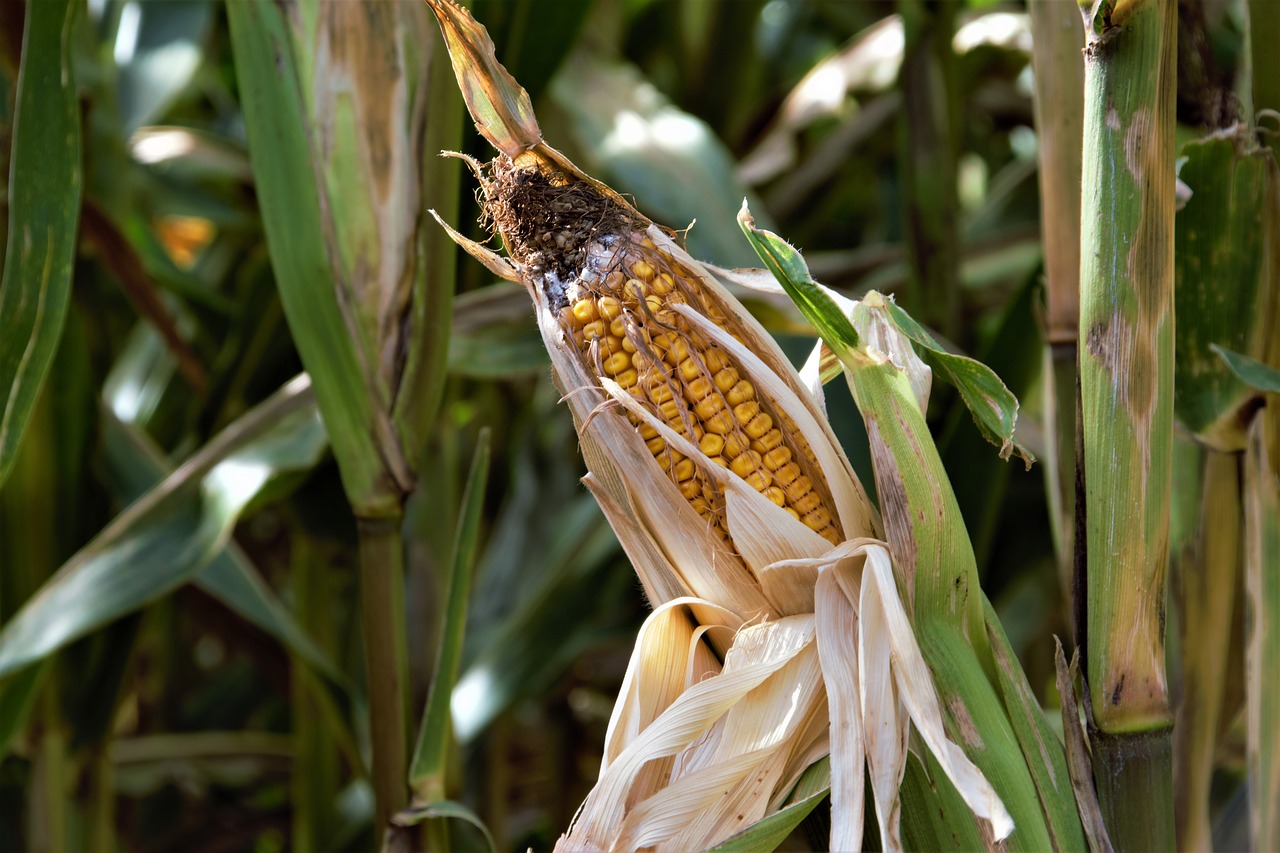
[
  {"left": 1076, "top": 0, "right": 1177, "bottom": 847},
  {"left": 1028, "top": 0, "right": 1085, "bottom": 589},
  {"left": 226, "top": 1, "right": 460, "bottom": 834},
  {"left": 739, "top": 219, "right": 1086, "bottom": 852}
]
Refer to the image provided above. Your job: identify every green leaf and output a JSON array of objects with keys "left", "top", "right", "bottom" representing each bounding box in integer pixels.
[
  {"left": 0, "top": 0, "right": 83, "bottom": 490},
  {"left": 452, "top": 492, "right": 622, "bottom": 742},
  {"left": 1213, "top": 345, "right": 1280, "bottom": 394},
  {"left": 99, "top": 395, "right": 347, "bottom": 686},
  {"left": 391, "top": 799, "right": 497, "bottom": 852},
  {"left": 0, "top": 379, "right": 326, "bottom": 679},
  {"left": 448, "top": 285, "right": 546, "bottom": 377},
  {"left": 549, "top": 53, "right": 773, "bottom": 267},
  {"left": 705, "top": 789, "right": 828, "bottom": 852},
  {"left": 737, "top": 205, "right": 861, "bottom": 352},
  {"left": 983, "top": 598, "right": 1087, "bottom": 851},
  {"left": 226, "top": 0, "right": 397, "bottom": 516},
  {"left": 879, "top": 296, "right": 1033, "bottom": 466},
  {"left": 1173, "top": 131, "right": 1271, "bottom": 449},
  {"left": 411, "top": 429, "right": 491, "bottom": 795},
  {"left": 115, "top": 0, "right": 214, "bottom": 132}
]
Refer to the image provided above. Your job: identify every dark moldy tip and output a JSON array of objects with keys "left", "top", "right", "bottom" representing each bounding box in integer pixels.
[{"left": 483, "top": 155, "right": 642, "bottom": 287}]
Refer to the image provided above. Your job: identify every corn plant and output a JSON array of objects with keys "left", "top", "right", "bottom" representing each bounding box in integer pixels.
[{"left": 2, "top": 0, "right": 1278, "bottom": 849}]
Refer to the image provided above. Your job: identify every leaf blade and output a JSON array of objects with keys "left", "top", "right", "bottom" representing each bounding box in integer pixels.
[{"left": 0, "top": 0, "right": 83, "bottom": 489}]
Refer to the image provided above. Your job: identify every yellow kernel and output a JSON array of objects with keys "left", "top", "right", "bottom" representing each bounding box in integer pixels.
[
  {"left": 732, "top": 400, "right": 760, "bottom": 422},
  {"left": 581, "top": 320, "right": 606, "bottom": 341},
  {"left": 679, "top": 478, "right": 701, "bottom": 500},
  {"left": 773, "top": 462, "right": 802, "bottom": 488},
  {"left": 610, "top": 317, "right": 627, "bottom": 338},
  {"left": 744, "top": 470, "right": 771, "bottom": 492},
  {"left": 615, "top": 368, "right": 639, "bottom": 389},
  {"left": 684, "top": 376, "right": 714, "bottom": 402},
  {"left": 631, "top": 259, "right": 656, "bottom": 281},
  {"left": 750, "top": 428, "right": 785, "bottom": 454},
  {"left": 723, "top": 432, "right": 750, "bottom": 458},
  {"left": 602, "top": 352, "right": 631, "bottom": 375},
  {"left": 713, "top": 367, "right": 739, "bottom": 393},
  {"left": 560, "top": 306, "right": 580, "bottom": 329},
  {"left": 783, "top": 474, "right": 814, "bottom": 503},
  {"left": 690, "top": 496, "right": 710, "bottom": 514},
  {"left": 704, "top": 348, "right": 731, "bottom": 373},
  {"left": 641, "top": 237, "right": 656, "bottom": 249},
  {"left": 726, "top": 380, "right": 756, "bottom": 407},
  {"left": 604, "top": 334, "right": 625, "bottom": 353},
  {"left": 672, "top": 458, "right": 696, "bottom": 482},
  {"left": 572, "top": 298, "right": 599, "bottom": 324},
  {"left": 598, "top": 296, "right": 623, "bottom": 320},
  {"left": 762, "top": 446, "right": 793, "bottom": 471},
  {"left": 645, "top": 294, "right": 666, "bottom": 317},
  {"left": 707, "top": 455, "right": 729, "bottom": 468},
  {"left": 693, "top": 394, "right": 727, "bottom": 421},
  {"left": 648, "top": 382, "right": 676, "bottom": 405},
  {"left": 730, "top": 451, "right": 764, "bottom": 478},
  {"left": 699, "top": 433, "right": 725, "bottom": 456},
  {"left": 625, "top": 279, "right": 647, "bottom": 300},
  {"left": 645, "top": 435, "right": 666, "bottom": 455},
  {"left": 675, "top": 359, "right": 702, "bottom": 383},
  {"left": 793, "top": 489, "right": 823, "bottom": 516},
  {"left": 705, "top": 411, "right": 735, "bottom": 435},
  {"left": 631, "top": 351, "right": 654, "bottom": 371},
  {"left": 802, "top": 507, "right": 834, "bottom": 533},
  {"left": 784, "top": 507, "right": 801, "bottom": 521},
  {"left": 621, "top": 336, "right": 638, "bottom": 354},
  {"left": 638, "top": 422, "right": 659, "bottom": 440},
  {"left": 762, "top": 486, "right": 787, "bottom": 507},
  {"left": 656, "top": 448, "right": 684, "bottom": 470},
  {"left": 659, "top": 399, "right": 681, "bottom": 422},
  {"left": 745, "top": 410, "right": 777, "bottom": 441},
  {"left": 651, "top": 272, "right": 675, "bottom": 295},
  {"left": 665, "top": 337, "right": 693, "bottom": 365}
]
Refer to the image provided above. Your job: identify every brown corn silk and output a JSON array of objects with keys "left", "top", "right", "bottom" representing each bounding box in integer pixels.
[{"left": 478, "top": 156, "right": 842, "bottom": 548}]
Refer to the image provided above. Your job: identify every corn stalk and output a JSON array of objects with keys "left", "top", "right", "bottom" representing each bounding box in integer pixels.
[
  {"left": 226, "top": 0, "right": 456, "bottom": 835},
  {"left": 1028, "top": 0, "right": 1085, "bottom": 588},
  {"left": 1076, "top": 0, "right": 1177, "bottom": 847}
]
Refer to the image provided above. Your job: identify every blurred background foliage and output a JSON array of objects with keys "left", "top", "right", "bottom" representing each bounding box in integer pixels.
[{"left": 0, "top": 0, "right": 1261, "bottom": 850}]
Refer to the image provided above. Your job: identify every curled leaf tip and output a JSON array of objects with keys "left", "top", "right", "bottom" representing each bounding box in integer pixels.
[{"left": 424, "top": 0, "right": 542, "bottom": 157}]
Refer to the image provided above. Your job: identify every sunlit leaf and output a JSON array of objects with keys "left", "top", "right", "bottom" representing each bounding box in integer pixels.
[{"left": 0, "top": 379, "right": 326, "bottom": 679}]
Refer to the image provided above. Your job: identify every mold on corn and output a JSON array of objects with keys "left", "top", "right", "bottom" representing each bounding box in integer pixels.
[{"left": 479, "top": 156, "right": 842, "bottom": 547}]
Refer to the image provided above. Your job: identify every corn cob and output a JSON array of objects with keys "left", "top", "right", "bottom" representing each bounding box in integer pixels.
[{"left": 480, "top": 156, "right": 841, "bottom": 547}]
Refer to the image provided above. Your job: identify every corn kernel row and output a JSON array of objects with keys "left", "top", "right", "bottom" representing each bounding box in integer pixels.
[{"left": 560, "top": 234, "right": 841, "bottom": 546}]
